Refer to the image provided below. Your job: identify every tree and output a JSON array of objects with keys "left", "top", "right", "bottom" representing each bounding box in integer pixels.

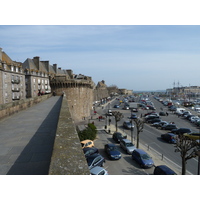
[
  {"left": 133, "top": 118, "right": 144, "bottom": 148},
  {"left": 78, "top": 123, "right": 97, "bottom": 141},
  {"left": 174, "top": 135, "right": 198, "bottom": 175},
  {"left": 112, "top": 111, "right": 124, "bottom": 132}
]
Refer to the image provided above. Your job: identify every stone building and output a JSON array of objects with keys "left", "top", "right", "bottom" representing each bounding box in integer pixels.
[
  {"left": 0, "top": 48, "right": 26, "bottom": 104},
  {"left": 94, "top": 80, "right": 109, "bottom": 101},
  {"left": 166, "top": 86, "right": 200, "bottom": 98},
  {"left": 22, "top": 56, "right": 52, "bottom": 98}
]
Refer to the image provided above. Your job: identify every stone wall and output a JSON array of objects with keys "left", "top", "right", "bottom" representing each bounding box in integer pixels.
[
  {"left": 48, "top": 95, "right": 90, "bottom": 175},
  {"left": 94, "top": 88, "right": 109, "bottom": 102},
  {"left": 0, "top": 94, "right": 52, "bottom": 120},
  {"left": 53, "top": 86, "right": 94, "bottom": 122}
]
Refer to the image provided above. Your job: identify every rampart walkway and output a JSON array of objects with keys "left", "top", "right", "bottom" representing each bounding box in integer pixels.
[{"left": 0, "top": 96, "right": 62, "bottom": 175}]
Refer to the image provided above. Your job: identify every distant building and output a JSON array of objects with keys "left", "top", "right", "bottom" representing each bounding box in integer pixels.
[
  {"left": 0, "top": 48, "right": 26, "bottom": 104},
  {"left": 119, "top": 89, "right": 133, "bottom": 95},
  {"left": 166, "top": 86, "right": 200, "bottom": 98}
]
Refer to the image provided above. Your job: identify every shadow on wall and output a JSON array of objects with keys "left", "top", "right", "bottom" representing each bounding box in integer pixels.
[{"left": 7, "top": 97, "right": 62, "bottom": 175}]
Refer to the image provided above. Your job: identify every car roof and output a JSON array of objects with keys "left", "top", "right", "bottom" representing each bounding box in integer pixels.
[
  {"left": 114, "top": 132, "right": 122, "bottom": 135},
  {"left": 86, "top": 153, "right": 101, "bottom": 159},
  {"left": 106, "top": 143, "right": 116, "bottom": 147},
  {"left": 121, "top": 139, "right": 131, "bottom": 143},
  {"left": 155, "top": 165, "right": 176, "bottom": 174},
  {"left": 134, "top": 148, "right": 147, "bottom": 154},
  {"left": 81, "top": 139, "right": 93, "bottom": 143},
  {"left": 167, "top": 133, "right": 176, "bottom": 136},
  {"left": 90, "top": 166, "right": 105, "bottom": 174},
  {"left": 83, "top": 147, "right": 98, "bottom": 152}
]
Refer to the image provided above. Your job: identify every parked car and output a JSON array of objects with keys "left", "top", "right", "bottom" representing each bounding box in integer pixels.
[
  {"left": 161, "top": 124, "right": 178, "bottom": 130},
  {"left": 83, "top": 147, "right": 99, "bottom": 157},
  {"left": 81, "top": 140, "right": 94, "bottom": 149},
  {"left": 113, "top": 105, "right": 120, "bottom": 108},
  {"left": 147, "top": 118, "right": 161, "bottom": 124},
  {"left": 112, "top": 132, "right": 127, "bottom": 143},
  {"left": 106, "top": 110, "right": 112, "bottom": 116},
  {"left": 159, "top": 111, "right": 166, "bottom": 116},
  {"left": 86, "top": 153, "right": 105, "bottom": 169},
  {"left": 90, "top": 166, "right": 108, "bottom": 175},
  {"left": 145, "top": 115, "right": 159, "bottom": 122},
  {"left": 123, "top": 121, "right": 134, "bottom": 130},
  {"left": 104, "top": 144, "right": 121, "bottom": 160},
  {"left": 130, "top": 113, "right": 138, "bottom": 119},
  {"left": 171, "top": 128, "right": 192, "bottom": 135},
  {"left": 154, "top": 165, "right": 177, "bottom": 175},
  {"left": 120, "top": 139, "right": 136, "bottom": 154},
  {"left": 161, "top": 133, "right": 177, "bottom": 143},
  {"left": 132, "top": 149, "right": 154, "bottom": 168},
  {"left": 183, "top": 133, "right": 200, "bottom": 140},
  {"left": 152, "top": 121, "right": 168, "bottom": 128},
  {"left": 190, "top": 116, "right": 200, "bottom": 123},
  {"left": 123, "top": 105, "right": 129, "bottom": 110}
]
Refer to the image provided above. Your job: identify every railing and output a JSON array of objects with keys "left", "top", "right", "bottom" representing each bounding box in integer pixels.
[
  {"left": 11, "top": 79, "right": 20, "bottom": 84},
  {"left": 12, "top": 88, "right": 20, "bottom": 92}
]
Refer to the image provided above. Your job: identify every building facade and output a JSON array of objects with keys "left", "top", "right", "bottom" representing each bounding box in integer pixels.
[{"left": 0, "top": 48, "right": 26, "bottom": 104}]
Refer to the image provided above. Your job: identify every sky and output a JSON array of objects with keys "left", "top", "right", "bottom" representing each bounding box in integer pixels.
[{"left": 1, "top": 25, "right": 200, "bottom": 91}]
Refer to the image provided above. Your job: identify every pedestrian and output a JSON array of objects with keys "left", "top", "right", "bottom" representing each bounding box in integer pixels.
[{"left": 166, "top": 112, "right": 168, "bottom": 116}]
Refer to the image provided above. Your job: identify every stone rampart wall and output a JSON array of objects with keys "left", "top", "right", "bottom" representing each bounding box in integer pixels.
[
  {"left": 53, "top": 86, "right": 94, "bottom": 122},
  {"left": 0, "top": 94, "right": 52, "bottom": 120},
  {"left": 94, "top": 88, "right": 109, "bottom": 101},
  {"left": 48, "top": 95, "right": 90, "bottom": 175}
]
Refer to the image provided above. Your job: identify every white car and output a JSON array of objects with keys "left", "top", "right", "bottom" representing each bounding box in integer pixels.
[{"left": 90, "top": 166, "right": 108, "bottom": 175}]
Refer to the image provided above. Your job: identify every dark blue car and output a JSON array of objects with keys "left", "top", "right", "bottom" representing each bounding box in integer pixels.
[
  {"left": 132, "top": 149, "right": 154, "bottom": 168},
  {"left": 104, "top": 144, "right": 121, "bottom": 160},
  {"left": 161, "top": 133, "right": 177, "bottom": 143},
  {"left": 154, "top": 165, "right": 177, "bottom": 175}
]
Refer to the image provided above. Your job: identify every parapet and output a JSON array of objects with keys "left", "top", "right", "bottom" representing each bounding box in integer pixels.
[{"left": 48, "top": 95, "right": 90, "bottom": 175}]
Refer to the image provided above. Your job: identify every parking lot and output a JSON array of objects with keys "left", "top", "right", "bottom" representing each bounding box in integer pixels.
[{"left": 91, "top": 95, "right": 200, "bottom": 175}]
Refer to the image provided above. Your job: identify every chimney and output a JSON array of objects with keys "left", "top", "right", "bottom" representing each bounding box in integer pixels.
[
  {"left": 33, "top": 56, "right": 40, "bottom": 70},
  {"left": 53, "top": 64, "right": 57, "bottom": 74}
]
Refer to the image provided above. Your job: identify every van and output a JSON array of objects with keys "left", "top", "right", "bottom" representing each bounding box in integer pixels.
[
  {"left": 154, "top": 165, "right": 177, "bottom": 175},
  {"left": 175, "top": 108, "right": 185, "bottom": 115}
]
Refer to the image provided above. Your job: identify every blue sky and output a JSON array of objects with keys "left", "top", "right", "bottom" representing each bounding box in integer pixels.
[{"left": 1, "top": 25, "right": 200, "bottom": 91}]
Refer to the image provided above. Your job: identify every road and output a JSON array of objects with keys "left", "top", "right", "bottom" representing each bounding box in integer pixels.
[{"left": 94, "top": 96, "right": 200, "bottom": 175}]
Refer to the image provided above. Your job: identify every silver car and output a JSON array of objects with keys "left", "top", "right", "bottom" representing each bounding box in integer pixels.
[
  {"left": 90, "top": 166, "right": 108, "bottom": 175},
  {"left": 120, "top": 139, "right": 136, "bottom": 154}
]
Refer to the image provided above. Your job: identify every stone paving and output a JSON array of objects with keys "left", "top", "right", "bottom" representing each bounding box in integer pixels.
[{"left": 0, "top": 96, "right": 62, "bottom": 175}]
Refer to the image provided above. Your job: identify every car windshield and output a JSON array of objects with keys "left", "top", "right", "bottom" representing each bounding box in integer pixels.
[
  {"left": 126, "top": 142, "right": 134, "bottom": 147},
  {"left": 109, "top": 146, "right": 117, "bottom": 151},
  {"left": 141, "top": 153, "right": 151, "bottom": 160}
]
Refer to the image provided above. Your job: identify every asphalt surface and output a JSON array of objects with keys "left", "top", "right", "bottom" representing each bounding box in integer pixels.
[
  {"left": 91, "top": 97, "right": 200, "bottom": 175},
  {"left": 0, "top": 96, "right": 62, "bottom": 175}
]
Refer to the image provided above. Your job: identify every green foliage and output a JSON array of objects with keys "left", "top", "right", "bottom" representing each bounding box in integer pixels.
[
  {"left": 88, "top": 123, "right": 97, "bottom": 134},
  {"left": 78, "top": 123, "right": 97, "bottom": 141}
]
